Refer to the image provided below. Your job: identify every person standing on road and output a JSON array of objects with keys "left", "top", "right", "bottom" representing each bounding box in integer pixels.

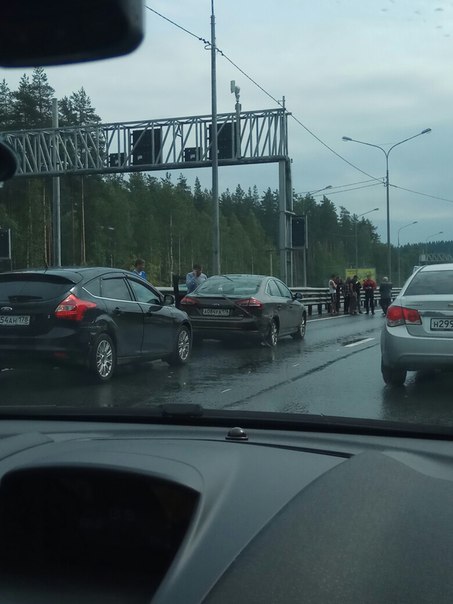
[
  {"left": 186, "top": 263, "right": 207, "bottom": 293},
  {"left": 335, "top": 276, "right": 343, "bottom": 314},
  {"left": 132, "top": 258, "right": 147, "bottom": 281},
  {"left": 328, "top": 274, "right": 337, "bottom": 315},
  {"left": 351, "top": 275, "right": 361, "bottom": 314},
  {"left": 343, "top": 277, "right": 352, "bottom": 314},
  {"left": 363, "top": 274, "right": 377, "bottom": 315},
  {"left": 379, "top": 276, "right": 393, "bottom": 315},
  {"left": 349, "top": 278, "right": 358, "bottom": 315}
]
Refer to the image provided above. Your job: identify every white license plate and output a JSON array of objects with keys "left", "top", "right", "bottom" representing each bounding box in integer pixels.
[
  {"left": 0, "top": 315, "right": 30, "bottom": 326},
  {"left": 202, "top": 308, "right": 230, "bottom": 317},
  {"left": 430, "top": 318, "right": 453, "bottom": 331}
]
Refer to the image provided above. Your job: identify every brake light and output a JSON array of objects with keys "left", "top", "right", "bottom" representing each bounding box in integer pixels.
[
  {"left": 180, "top": 296, "right": 198, "bottom": 305},
  {"left": 237, "top": 297, "right": 263, "bottom": 309},
  {"left": 55, "top": 294, "right": 97, "bottom": 321},
  {"left": 386, "top": 305, "right": 421, "bottom": 327}
]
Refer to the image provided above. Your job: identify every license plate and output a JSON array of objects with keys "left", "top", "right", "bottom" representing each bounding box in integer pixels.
[
  {"left": 0, "top": 315, "right": 30, "bottom": 326},
  {"left": 202, "top": 308, "right": 230, "bottom": 317},
  {"left": 430, "top": 318, "right": 453, "bottom": 331}
]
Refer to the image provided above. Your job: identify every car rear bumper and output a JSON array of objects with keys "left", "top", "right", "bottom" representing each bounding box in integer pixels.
[
  {"left": 0, "top": 327, "right": 93, "bottom": 367},
  {"left": 381, "top": 325, "right": 453, "bottom": 370},
  {"left": 190, "top": 317, "right": 266, "bottom": 340}
]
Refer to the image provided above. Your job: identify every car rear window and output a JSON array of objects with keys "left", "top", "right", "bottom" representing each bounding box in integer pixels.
[
  {"left": 0, "top": 274, "right": 75, "bottom": 302},
  {"left": 404, "top": 270, "right": 453, "bottom": 296},
  {"left": 196, "top": 276, "right": 262, "bottom": 296}
]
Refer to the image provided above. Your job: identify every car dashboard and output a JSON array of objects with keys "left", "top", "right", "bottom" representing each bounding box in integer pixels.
[{"left": 0, "top": 418, "right": 453, "bottom": 603}]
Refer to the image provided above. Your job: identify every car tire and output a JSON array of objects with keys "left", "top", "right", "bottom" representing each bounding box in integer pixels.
[
  {"left": 292, "top": 314, "right": 307, "bottom": 340},
  {"left": 90, "top": 333, "right": 116, "bottom": 382},
  {"left": 166, "top": 325, "right": 191, "bottom": 366},
  {"left": 381, "top": 360, "right": 406, "bottom": 386},
  {"left": 264, "top": 319, "right": 279, "bottom": 347}
]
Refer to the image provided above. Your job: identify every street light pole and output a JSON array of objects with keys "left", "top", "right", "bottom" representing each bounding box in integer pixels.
[
  {"left": 299, "top": 185, "right": 332, "bottom": 286},
  {"left": 303, "top": 184, "right": 332, "bottom": 197},
  {"left": 354, "top": 208, "right": 379, "bottom": 272},
  {"left": 423, "top": 231, "right": 444, "bottom": 262},
  {"left": 342, "top": 128, "right": 431, "bottom": 280},
  {"left": 425, "top": 231, "right": 444, "bottom": 242},
  {"left": 397, "top": 221, "right": 417, "bottom": 286},
  {"left": 211, "top": 0, "right": 220, "bottom": 275}
]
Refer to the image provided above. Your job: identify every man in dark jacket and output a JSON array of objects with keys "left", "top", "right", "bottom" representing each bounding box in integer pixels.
[
  {"left": 352, "top": 275, "right": 362, "bottom": 313},
  {"left": 379, "top": 276, "right": 393, "bottom": 315},
  {"left": 362, "top": 274, "right": 377, "bottom": 315}
]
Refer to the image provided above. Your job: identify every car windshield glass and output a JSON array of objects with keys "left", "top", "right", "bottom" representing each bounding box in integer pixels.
[
  {"left": 404, "top": 271, "right": 453, "bottom": 296},
  {"left": 1, "top": 1, "right": 453, "bottom": 430},
  {"left": 195, "top": 276, "right": 262, "bottom": 296}
]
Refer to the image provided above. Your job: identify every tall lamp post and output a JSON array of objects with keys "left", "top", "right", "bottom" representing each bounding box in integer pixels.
[
  {"left": 423, "top": 231, "right": 444, "bottom": 263},
  {"left": 299, "top": 185, "right": 332, "bottom": 286},
  {"left": 342, "top": 128, "right": 431, "bottom": 280},
  {"left": 355, "top": 208, "right": 379, "bottom": 272},
  {"left": 425, "top": 231, "right": 444, "bottom": 242},
  {"left": 397, "top": 221, "right": 417, "bottom": 286},
  {"left": 211, "top": 0, "right": 220, "bottom": 275},
  {"left": 303, "top": 184, "right": 332, "bottom": 197}
]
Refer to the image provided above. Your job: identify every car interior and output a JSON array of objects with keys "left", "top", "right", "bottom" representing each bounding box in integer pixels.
[{"left": 2, "top": 3, "right": 453, "bottom": 604}]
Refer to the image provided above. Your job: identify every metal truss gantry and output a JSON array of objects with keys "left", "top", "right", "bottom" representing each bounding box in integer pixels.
[{"left": 1, "top": 107, "right": 294, "bottom": 282}]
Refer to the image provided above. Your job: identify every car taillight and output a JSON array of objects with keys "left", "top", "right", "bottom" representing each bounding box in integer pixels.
[
  {"left": 237, "top": 297, "right": 263, "bottom": 309},
  {"left": 386, "top": 305, "right": 421, "bottom": 327},
  {"left": 180, "top": 296, "right": 198, "bottom": 305},
  {"left": 55, "top": 294, "right": 97, "bottom": 321}
]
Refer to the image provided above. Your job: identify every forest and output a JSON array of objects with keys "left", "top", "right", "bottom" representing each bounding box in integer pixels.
[{"left": 0, "top": 68, "right": 450, "bottom": 287}]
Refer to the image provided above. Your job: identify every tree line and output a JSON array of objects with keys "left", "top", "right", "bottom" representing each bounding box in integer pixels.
[{"left": 0, "top": 69, "right": 450, "bottom": 286}]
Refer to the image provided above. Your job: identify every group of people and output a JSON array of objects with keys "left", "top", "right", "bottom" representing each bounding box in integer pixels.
[
  {"left": 131, "top": 258, "right": 207, "bottom": 293},
  {"left": 328, "top": 274, "right": 393, "bottom": 316}
]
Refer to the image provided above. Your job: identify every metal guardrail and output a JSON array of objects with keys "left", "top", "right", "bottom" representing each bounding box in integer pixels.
[{"left": 158, "top": 285, "right": 401, "bottom": 316}]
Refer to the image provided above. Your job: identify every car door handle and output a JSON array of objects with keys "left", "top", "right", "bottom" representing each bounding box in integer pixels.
[{"left": 113, "top": 307, "right": 124, "bottom": 316}]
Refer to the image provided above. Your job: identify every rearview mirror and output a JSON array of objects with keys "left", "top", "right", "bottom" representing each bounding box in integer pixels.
[{"left": 0, "top": 0, "right": 144, "bottom": 67}]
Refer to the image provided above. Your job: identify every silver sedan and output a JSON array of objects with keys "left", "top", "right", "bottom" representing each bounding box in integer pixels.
[{"left": 381, "top": 264, "right": 453, "bottom": 385}]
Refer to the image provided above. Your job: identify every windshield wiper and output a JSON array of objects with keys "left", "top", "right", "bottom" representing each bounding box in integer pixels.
[
  {"left": 218, "top": 293, "right": 254, "bottom": 317},
  {"left": 160, "top": 403, "right": 204, "bottom": 418}
]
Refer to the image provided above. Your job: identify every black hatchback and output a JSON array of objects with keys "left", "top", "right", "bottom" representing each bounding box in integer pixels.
[
  {"left": 0, "top": 267, "right": 192, "bottom": 381},
  {"left": 180, "top": 274, "right": 307, "bottom": 346}
]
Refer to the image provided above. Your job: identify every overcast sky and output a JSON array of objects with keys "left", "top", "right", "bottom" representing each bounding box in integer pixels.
[{"left": 2, "top": 0, "right": 453, "bottom": 245}]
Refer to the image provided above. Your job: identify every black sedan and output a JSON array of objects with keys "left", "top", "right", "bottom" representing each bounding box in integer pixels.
[
  {"left": 0, "top": 267, "right": 192, "bottom": 381},
  {"left": 180, "top": 274, "right": 307, "bottom": 346}
]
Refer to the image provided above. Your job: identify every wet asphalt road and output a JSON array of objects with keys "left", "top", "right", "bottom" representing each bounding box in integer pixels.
[{"left": 2, "top": 311, "right": 453, "bottom": 425}]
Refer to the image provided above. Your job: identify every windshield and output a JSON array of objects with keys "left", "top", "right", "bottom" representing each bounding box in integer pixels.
[
  {"left": 1, "top": 1, "right": 453, "bottom": 430},
  {"left": 195, "top": 276, "right": 262, "bottom": 296}
]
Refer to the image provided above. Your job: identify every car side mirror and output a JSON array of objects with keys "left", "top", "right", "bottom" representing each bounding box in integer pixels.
[
  {"left": 0, "top": 141, "right": 18, "bottom": 182},
  {"left": 163, "top": 294, "right": 175, "bottom": 306},
  {"left": 293, "top": 292, "right": 303, "bottom": 301},
  {"left": 0, "top": 0, "right": 144, "bottom": 67}
]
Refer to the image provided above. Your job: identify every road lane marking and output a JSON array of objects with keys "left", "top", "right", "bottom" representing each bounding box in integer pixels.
[
  {"left": 344, "top": 337, "right": 375, "bottom": 348},
  {"left": 221, "top": 388, "right": 232, "bottom": 393},
  {"left": 309, "top": 314, "right": 350, "bottom": 322}
]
